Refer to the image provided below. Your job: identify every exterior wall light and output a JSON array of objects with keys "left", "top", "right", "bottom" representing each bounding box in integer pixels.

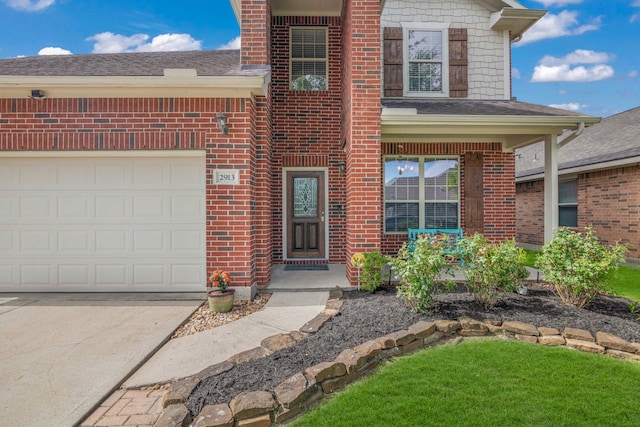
[
  {"left": 30, "top": 89, "right": 46, "bottom": 100},
  {"left": 216, "top": 113, "right": 229, "bottom": 135}
]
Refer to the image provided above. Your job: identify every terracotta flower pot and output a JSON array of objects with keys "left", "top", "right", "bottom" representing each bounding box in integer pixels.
[{"left": 207, "top": 289, "right": 235, "bottom": 313}]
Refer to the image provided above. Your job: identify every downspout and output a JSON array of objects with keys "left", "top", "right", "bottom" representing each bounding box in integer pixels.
[{"left": 558, "top": 122, "right": 585, "bottom": 149}]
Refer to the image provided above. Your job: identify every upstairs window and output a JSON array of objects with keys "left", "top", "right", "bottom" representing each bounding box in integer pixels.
[
  {"left": 290, "top": 27, "right": 327, "bottom": 91},
  {"left": 402, "top": 23, "right": 449, "bottom": 97}
]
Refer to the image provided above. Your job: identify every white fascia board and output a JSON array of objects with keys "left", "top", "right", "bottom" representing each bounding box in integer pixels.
[
  {"left": 381, "top": 114, "right": 600, "bottom": 130},
  {"left": 516, "top": 156, "right": 640, "bottom": 183},
  {"left": 0, "top": 74, "right": 269, "bottom": 98},
  {"left": 230, "top": 0, "right": 241, "bottom": 23}
]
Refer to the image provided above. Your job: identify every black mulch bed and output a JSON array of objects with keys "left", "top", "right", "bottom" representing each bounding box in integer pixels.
[{"left": 186, "top": 285, "right": 640, "bottom": 415}]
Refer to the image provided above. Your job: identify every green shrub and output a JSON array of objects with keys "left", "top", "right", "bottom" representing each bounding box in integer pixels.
[
  {"left": 387, "top": 235, "right": 454, "bottom": 313},
  {"left": 359, "top": 250, "right": 390, "bottom": 292},
  {"left": 536, "top": 227, "right": 627, "bottom": 308},
  {"left": 459, "top": 234, "right": 529, "bottom": 308}
]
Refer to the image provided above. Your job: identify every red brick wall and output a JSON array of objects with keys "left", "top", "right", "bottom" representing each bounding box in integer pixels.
[
  {"left": 516, "top": 180, "right": 545, "bottom": 246},
  {"left": 0, "top": 96, "right": 261, "bottom": 287},
  {"left": 381, "top": 143, "right": 517, "bottom": 255},
  {"left": 270, "top": 16, "right": 346, "bottom": 263},
  {"left": 342, "top": 0, "right": 382, "bottom": 283},
  {"left": 241, "top": 0, "right": 271, "bottom": 67},
  {"left": 579, "top": 166, "right": 640, "bottom": 259},
  {"left": 254, "top": 94, "right": 273, "bottom": 285}
]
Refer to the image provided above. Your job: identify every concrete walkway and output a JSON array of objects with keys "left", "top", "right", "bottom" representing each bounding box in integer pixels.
[
  {"left": 0, "top": 293, "right": 201, "bottom": 427},
  {"left": 124, "top": 291, "right": 330, "bottom": 387}
]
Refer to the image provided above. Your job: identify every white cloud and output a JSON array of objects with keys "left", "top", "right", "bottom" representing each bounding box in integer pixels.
[
  {"left": 531, "top": 64, "right": 614, "bottom": 82},
  {"left": 633, "top": 0, "right": 640, "bottom": 6},
  {"left": 38, "top": 46, "right": 72, "bottom": 55},
  {"left": 87, "top": 32, "right": 149, "bottom": 53},
  {"left": 631, "top": 14, "right": 639, "bottom": 23},
  {"left": 517, "top": 11, "right": 600, "bottom": 45},
  {"left": 531, "top": 49, "right": 615, "bottom": 83},
  {"left": 629, "top": 70, "right": 638, "bottom": 78},
  {"left": 535, "top": 0, "right": 582, "bottom": 6},
  {"left": 219, "top": 36, "right": 241, "bottom": 50},
  {"left": 512, "top": 67, "right": 521, "bottom": 79},
  {"left": 3, "top": 0, "right": 54, "bottom": 11},
  {"left": 135, "top": 34, "right": 202, "bottom": 52},
  {"left": 549, "top": 103, "right": 587, "bottom": 111},
  {"left": 539, "top": 50, "right": 614, "bottom": 66},
  {"left": 87, "top": 32, "right": 201, "bottom": 54}
]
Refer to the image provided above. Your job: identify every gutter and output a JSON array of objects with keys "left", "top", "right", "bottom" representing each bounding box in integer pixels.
[
  {"left": 0, "top": 74, "right": 270, "bottom": 98},
  {"left": 558, "top": 122, "right": 584, "bottom": 149}
]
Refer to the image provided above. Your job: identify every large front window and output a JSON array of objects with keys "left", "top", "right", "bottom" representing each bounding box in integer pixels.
[
  {"left": 384, "top": 157, "right": 459, "bottom": 233},
  {"left": 403, "top": 23, "right": 449, "bottom": 97},
  {"left": 290, "top": 27, "right": 327, "bottom": 91}
]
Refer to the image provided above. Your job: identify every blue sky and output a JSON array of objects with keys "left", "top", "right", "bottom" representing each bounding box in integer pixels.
[{"left": 0, "top": 0, "right": 637, "bottom": 117}]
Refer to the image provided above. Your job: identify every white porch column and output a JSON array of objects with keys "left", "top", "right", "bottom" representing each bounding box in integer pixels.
[{"left": 544, "top": 134, "right": 559, "bottom": 242}]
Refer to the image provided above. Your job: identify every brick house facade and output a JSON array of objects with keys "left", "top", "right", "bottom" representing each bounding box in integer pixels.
[
  {"left": 0, "top": 0, "right": 599, "bottom": 293},
  {"left": 516, "top": 107, "right": 640, "bottom": 261}
]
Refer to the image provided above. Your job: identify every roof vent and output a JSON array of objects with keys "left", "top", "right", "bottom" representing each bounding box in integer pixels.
[{"left": 164, "top": 68, "right": 198, "bottom": 77}]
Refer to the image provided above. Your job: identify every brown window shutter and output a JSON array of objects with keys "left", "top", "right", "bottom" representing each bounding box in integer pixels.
[
  {"left": 384, "top": 27, "right": 403, "bottom": 97},
  {"left": 449, "top": 28, "right": 468, "bottom": 98},
  {"left": 464, "top": 153, "right": 483, "bottom": 236}
]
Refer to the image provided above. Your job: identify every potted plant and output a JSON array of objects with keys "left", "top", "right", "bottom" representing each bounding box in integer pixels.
[{"left": 207, "top": 269, "right": 235, "bottom": 313}]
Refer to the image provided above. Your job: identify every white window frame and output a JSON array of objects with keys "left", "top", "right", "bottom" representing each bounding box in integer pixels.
[
  {"left": 383, "top": 155, "right": 460, "bottom": 234},
  {"left": 558, "top": 178, "right": 578, "bottom": 228},
  {"left": 289, "top": 26, "right": 328, "bottom": 91},
  {"left": 401, "top": 22, "right": 450, "bottom": 98}
]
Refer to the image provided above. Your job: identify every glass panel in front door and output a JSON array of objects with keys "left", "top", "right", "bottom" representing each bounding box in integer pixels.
[{"left": 293, "top": 177, "right": 318, "bottom": 217}]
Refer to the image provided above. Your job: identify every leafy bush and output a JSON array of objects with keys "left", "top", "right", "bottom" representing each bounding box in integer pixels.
[
  {"left": 459, "top": 234, "right": 529, "bottom": 308},
  {"left": 358, "top": 250, "right": 390, "bottom": 293},
  {"left": 536, "top": 227, "right": 627, "bottom": 308},
  {"left": 387, "top": 235, "right": 454, "bottom": 313}
]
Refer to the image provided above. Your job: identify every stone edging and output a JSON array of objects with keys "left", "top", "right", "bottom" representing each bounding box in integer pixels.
[{"left": 154, "top": 291, "right": 640, "bottom": 427}]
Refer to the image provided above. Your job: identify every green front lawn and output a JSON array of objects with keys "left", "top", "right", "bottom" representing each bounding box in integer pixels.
[
  {"left": 523, "top": 249, "right": 640, "bottom": 301},
  {"left": 291, "top": 340, "right": 640, "bottom": 427}
]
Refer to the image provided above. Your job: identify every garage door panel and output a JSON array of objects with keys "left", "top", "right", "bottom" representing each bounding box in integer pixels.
[
  {"left": 20, "top": 230, "right": 52, "bottom": 252},
  {"left": 21, "top": 265, "right": 53, "bottom": 286},
  {"left": 58, "top": 196, "right": 91, "bottom": 218},
  {"left": 133, "top": 265, "right": 165, "bottom": 286},
  {"left": 95, "top": 163, "right": 127, "bottom": 186},
  {"left": 96, "top": 264, "right": 128, "bottom": 287},
  {"left": 170, "top": 196, "right": 203, "bottom": 218},
  {"left": 58, "top": 231, "right": 90, "bottom": 252},
  {"left": 133, "top": 196, "right": 165, "bottom": 218},
  {"left": 58, "top": 265, "right": 90, "bottom": 286},
  {"left": 20, "top": 197, "right": 51, "bottom": 217},
  {"left": 95, "top": 196, "right": 128, "bottom": 218},
  {"left": 133, "top": 163, "right": 167, "bottom": 186},
  {"left": 57, "top": 162, "right": 93, "bottom": 186},
  {"left": 0, "top": 154, "right": 205, "bottom": 292},
  {"left": 96, "top": 230, "right": 128, "bottom": 252}
]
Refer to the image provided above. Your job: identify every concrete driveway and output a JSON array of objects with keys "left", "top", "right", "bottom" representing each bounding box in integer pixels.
[{"left": 0, "top": 293, "right": 201, "bottom": 427}]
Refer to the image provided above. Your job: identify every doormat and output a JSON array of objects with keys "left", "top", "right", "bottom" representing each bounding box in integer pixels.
[{"left": 284, "top": 264, "right": 329, "bottom": 271}]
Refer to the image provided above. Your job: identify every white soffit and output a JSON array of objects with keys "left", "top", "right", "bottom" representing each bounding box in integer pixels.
[
  {"left": 490, "top": 8, "right": 547, "bottom": 40},
  {"left": 271, "top": 0, "right": 343, "bottom": 16}
]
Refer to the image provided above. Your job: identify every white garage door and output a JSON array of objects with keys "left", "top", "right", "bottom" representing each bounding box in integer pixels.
[{"left": 0, "top": 152, "right": 206, "bottom": 292}]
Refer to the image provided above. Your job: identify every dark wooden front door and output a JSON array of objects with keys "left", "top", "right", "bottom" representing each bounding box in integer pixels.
[{"left": 286, "top": 171, "right": 326, "bottom": 259}]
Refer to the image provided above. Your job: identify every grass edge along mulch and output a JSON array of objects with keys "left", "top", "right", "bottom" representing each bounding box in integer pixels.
[{"left": 290, "top": 339, "right": 640, "bottom": 427}]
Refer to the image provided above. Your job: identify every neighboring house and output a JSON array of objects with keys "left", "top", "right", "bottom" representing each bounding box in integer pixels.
[
  {"left": 516, "top": 107, "right": 640, "bottom": 261},
  {"left": 0, "top": 0, "right": 599, "bottom": 293}
]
